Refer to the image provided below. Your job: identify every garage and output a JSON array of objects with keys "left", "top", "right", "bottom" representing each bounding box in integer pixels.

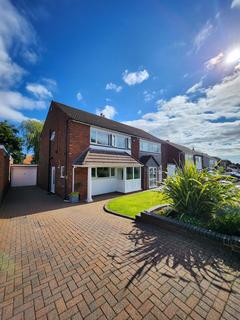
[{"left": 11, "top": 165, "right": 38, "bottom": 187}]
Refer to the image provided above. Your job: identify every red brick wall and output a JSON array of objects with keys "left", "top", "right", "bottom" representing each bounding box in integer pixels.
[
  {"left": 38, "top": 104, "right": 90, "bottom": 200},
  {"left": 66, "top": 121, "right": 90, "bottom": 198},
  {"left": 161, "top": 143, "right": 182, "bottom": 179},
  {"left": 131, "top": 137, "right": 139, "bottom": 159},
  {"left": 142, "top": 167, "right": 148, "bottom": 190},
  {"left": 74, "top": 167, "right": 88, "bottom": 200},
  {"left": 0, "top": 148, "right": 10, "bottom": 202},
  {"left": 38, "top": 105, "right": 69, "bottom": 198}
]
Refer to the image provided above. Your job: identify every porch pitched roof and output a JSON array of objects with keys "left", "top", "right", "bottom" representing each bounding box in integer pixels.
[
  {"left": 73, "top": 148, "right": 143, "bottom": 167},
  {"left": 140, "top": 155, "right": 160, "bottom": 167}
]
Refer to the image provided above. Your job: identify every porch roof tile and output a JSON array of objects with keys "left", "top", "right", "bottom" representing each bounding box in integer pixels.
[{"left": 73, "top": 148, "right": 142, "bottom": 167}]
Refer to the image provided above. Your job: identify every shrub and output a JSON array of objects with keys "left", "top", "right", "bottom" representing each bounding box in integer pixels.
[
  {"left": 163, "top": 161, "right": 238, "bottom": 220},
  {"left": 208, "top": 206, "right": 240, "bottom": 236}
]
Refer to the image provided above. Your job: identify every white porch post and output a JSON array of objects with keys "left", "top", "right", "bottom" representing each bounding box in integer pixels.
[
  {"left": 86, "top": 167, "right": 93, "bottom": 202},
  {"left": 72, "top": 166, "right": 75, "bottom": 193},
  {"left": 123, "top": 167, "right": 126, "bottom": 180}
]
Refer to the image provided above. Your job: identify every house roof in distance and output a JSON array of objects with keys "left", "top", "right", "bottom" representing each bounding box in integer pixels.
[
  {"left": 164, "top": 140, "right": 195, "bottom": 154},
  {"left": 52, "top": 101, "right": 165, "bottom": 144}
]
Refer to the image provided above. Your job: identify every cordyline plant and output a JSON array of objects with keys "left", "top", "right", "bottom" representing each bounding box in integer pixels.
[{"left": 163, "top": 162, "right": 238, "bottom": 220}]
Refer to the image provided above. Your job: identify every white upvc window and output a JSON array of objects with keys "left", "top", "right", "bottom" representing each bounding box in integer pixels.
[
  {"left": 90, "top": 127, "right": 131, "bottom": 150},
  {"left": 185, "top": 153, "right": 194, "bottom": 162},
  {"left": 195, "top": 156, "right": 202, "bottom": 170},
  {"left": 60, "top": 166, "right": 65, "bottom": 178},
  {"left": 126, "top": 167, "right": 141, "bottom": 180},
  {"left": 91, "top": 167, "right": 116, "bottom": 179},
  {"left": 140, "top": 139, "right": 161, "bottom": 153}
]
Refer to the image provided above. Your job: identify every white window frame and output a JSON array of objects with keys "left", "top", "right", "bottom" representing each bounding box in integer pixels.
[
  {"left": 90, "top": 127, "right": 131, "bottom": 150},
  {"left": 185, "top": 153, "right": 194, "bottom": 162},
  {"left": 149, "top": 167, "right": 157, "bottom": 188},
  {"left": 110, "top": 168, "right": 115, "bottom": 177},
  {"left": 126, "top": 167, "right": 141, "bottom": 180},
  {"left": 140, "top": 139, "right": 161, "bottom": 153},
  {"left": 60, "top": 166, "right": 65, "bottom": 178}
]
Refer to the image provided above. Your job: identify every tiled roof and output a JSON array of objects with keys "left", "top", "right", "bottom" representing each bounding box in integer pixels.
[
  {"left": 73, "top": 148, "right": 142, "bottom": 167},
  {"left": 140, "top": 155, "right": 159, "bottom": 166},
  {"left": 52, "top": 101, "right": 165, "bottom": 144},
  {"left": 164, "top": 141, "right": 195, "bottom": 154}
]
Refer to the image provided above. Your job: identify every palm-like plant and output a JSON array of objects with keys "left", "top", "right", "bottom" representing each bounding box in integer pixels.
[{"left": 163, "top": 162, "right": 237, "bottom": 220}]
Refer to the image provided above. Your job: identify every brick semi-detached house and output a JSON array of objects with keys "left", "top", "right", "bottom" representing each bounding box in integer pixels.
[{"left": 38, "top": 101, "right": 166, "bottom": 201}]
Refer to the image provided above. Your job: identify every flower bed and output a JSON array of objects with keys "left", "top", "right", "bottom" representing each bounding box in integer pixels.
[{"left": 137, "top": 205, "right": 240, "bottom": 253}]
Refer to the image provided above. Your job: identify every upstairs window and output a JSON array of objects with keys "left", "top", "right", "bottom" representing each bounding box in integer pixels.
[
  {"left": 60, "top": 166, "right": 65, "bottom": 178},
  {"left": 90, "top": 127, "right": 131, "bottom": 150},
  {"left": 97, "top": 130, "right": 109, "bottom": 145},
  {"left": 50, "top": 130, "right": 55, "bottom": 141},
  {"left": 140, "top": 140, "right": 160, "bottom": 153}
]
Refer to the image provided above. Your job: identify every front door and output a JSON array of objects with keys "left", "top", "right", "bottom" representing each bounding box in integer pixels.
[
  {"left": 51, "top": 166, "right": 56, "bottom": 193},
  {"left": 149, "top": 167, "right": 157, "bottom": 188}
]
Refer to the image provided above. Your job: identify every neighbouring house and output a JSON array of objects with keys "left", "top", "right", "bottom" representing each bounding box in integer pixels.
[
  {"left": 38, "top": 101, "right": 165, "bottom": 201},
  {"left": 0, "top": 145, "right": 10, "bottom": 203},
  {"left": 161, "top": 141, "right": 196, "bottom": 177},
  {"left": 202, "top": 154, "right": 219, "bottom": 169},
  {"left": 161, "top": 141, "right": 217, "bottom": 177}
]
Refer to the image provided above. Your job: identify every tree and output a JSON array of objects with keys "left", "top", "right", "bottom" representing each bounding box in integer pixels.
[
  {"left": 0, "top": 121, "right": 24, "bottom": 163},
  {"left": 21, "top": 120, "right": 43, "bottom": 163}
]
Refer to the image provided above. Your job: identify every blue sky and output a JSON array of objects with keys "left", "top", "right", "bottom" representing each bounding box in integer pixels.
[{"left": 0, "top": 0, "right": 240, "bottom": 162}]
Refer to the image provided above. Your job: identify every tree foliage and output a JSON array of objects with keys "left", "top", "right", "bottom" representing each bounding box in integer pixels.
[
  {"left": 21, "top": 120, "right": 43, "bottom": 163},
  {"left": 0, "top": 121, "right": 24, "bottom": 163}
]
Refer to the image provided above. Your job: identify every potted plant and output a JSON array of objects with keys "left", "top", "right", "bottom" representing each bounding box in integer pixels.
[{"left": 69, "top": 192, "right": 79, "bottom": 203}]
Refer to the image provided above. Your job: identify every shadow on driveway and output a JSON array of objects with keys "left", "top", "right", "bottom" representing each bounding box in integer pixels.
[
  {"left": 0, "top": 186, "right": 120, "bottom": 218},
  {"left": 120, "top": 221, "right": 240, "bottom": 293}
]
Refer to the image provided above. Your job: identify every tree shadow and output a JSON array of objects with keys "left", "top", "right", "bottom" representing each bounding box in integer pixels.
[{"left": 117, "top": 221, "right": 240, "bottom": 293}]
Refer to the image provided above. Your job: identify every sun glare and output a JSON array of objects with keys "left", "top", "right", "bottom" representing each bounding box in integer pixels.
[{"left": 225, "top": 48, "right": 240, "bottom": 64}]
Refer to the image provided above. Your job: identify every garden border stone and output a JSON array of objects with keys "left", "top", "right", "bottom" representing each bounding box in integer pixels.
[{"left": 136, "top": 205, "right": 240, "bottom": 253}]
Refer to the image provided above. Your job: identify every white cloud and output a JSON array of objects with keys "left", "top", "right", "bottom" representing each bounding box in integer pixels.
[
  {"left": 96, "top": 105, "right": 117, "bottom": 119},
  {"left": 0, "top": 91, "right": 46, "bottom": 122},
  {"left": 143, "top": 90, "right": 156, "bottom": 102},
  {"left": 205, "top": 52, "right": 224, "bottom": 69},
  {"left": 76, "top": 92, "right": 83, "bottom": 101},
  {"left": 231, "top": 0, "right": 240, "bottom": 9},
  {"left": 26, "top": 83, "right": 53, "bottom": 99},
  {"left": 0, "top": 1, "right": 54, "bottom": 122},
  {"left": 137, "top": 110, "right": 142, "bottom": 115},
  {"left": 106, "top": 82, "right": 122, "bottom": 92},
  {"left": 22, "top": 49, "right": 38, "bottom": 64},
  {"left": 122, "top": 69, "right": 149, "bottom": 86},
  {"left": 124, "top": 71, "right": 240, "bottom": 161},
  {"left": 0, "top": 0, "right": 37, "bottom": 88},
  {"left": 186, "top": 80, "right": 203, "bottom": 94},
  {"left": 193, "top": 21, "right": 213, "bottom": 52}
]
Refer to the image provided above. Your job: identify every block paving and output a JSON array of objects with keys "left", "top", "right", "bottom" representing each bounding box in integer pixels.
[{"left": 0, "top": 187, "right": 239, "bottom": 319}]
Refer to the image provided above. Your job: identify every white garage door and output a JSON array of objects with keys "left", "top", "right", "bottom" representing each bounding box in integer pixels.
[{"left": 11, "top": 165, "right": 38, "bottom": 187}]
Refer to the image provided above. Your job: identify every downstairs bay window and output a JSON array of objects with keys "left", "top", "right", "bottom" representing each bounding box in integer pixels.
[{"left": 126, "top": 167, "right": 140, "bottom": 180}]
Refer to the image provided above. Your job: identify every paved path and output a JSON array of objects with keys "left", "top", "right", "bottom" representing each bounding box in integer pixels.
[{"left": 0, "top": 187, "right": 239, "bottom": 320}]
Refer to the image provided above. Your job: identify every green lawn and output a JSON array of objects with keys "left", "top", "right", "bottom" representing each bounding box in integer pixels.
[{"left": 106, "top": 190, "right": 169, "bottom": 218}]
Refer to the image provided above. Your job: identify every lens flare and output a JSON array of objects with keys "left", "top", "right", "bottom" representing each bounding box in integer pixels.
[{"left": 225, "top": 48, "right": 240, "bottom": 64}]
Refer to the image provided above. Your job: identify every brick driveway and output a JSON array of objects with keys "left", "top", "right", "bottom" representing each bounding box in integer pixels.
[{"left": 0, "top": 187, "right": 239, "bottom": 320}]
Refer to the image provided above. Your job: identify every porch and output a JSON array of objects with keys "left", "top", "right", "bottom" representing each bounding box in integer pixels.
[{"left": 72, "top": 148, "right": 143, "bottom": 202}]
